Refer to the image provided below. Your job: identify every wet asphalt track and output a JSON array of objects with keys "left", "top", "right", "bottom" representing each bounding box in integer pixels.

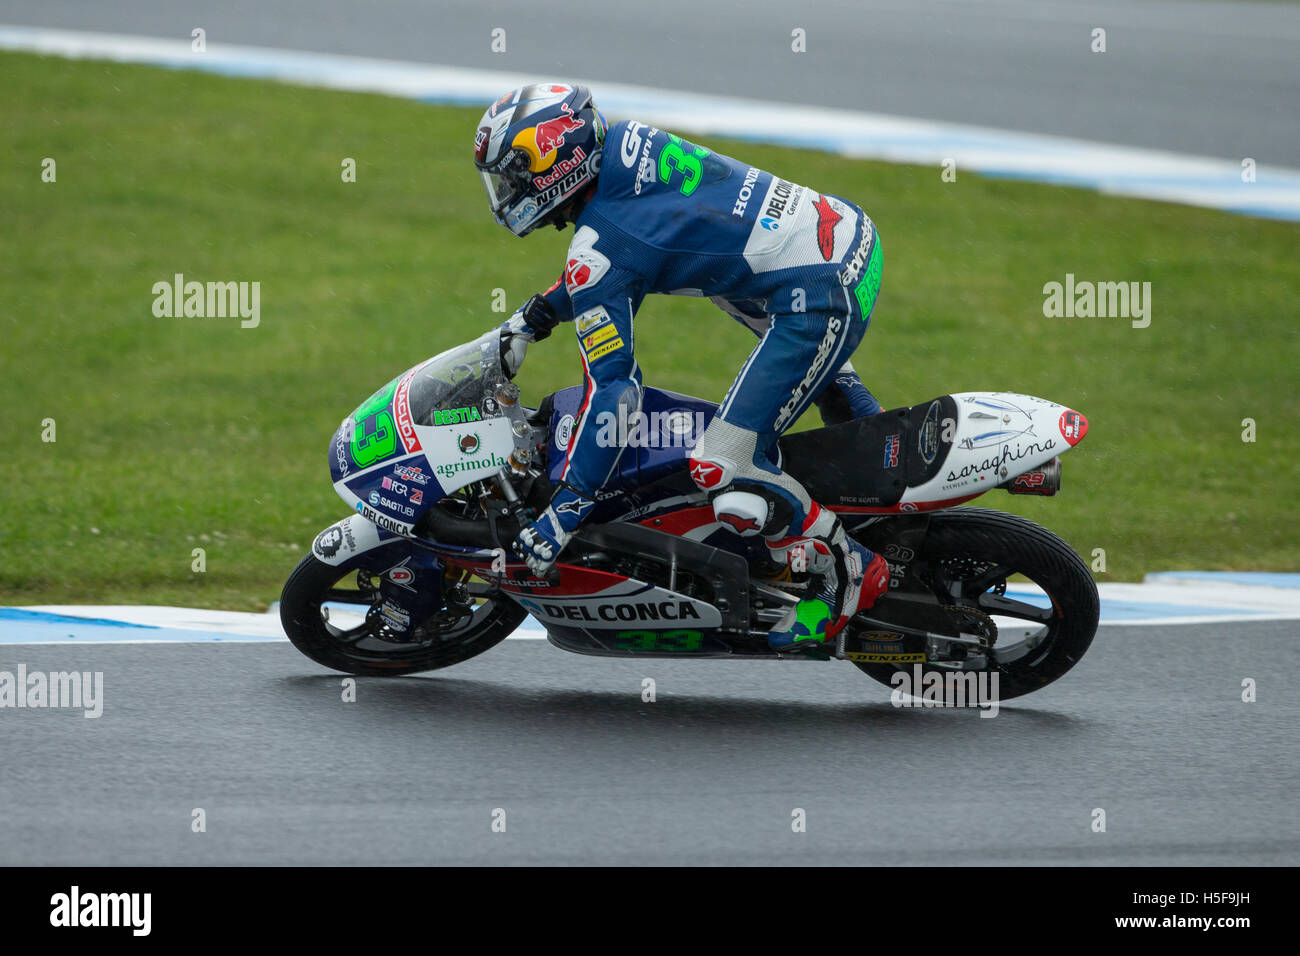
[
  {"left": 2, "top": 619, "right": 1296, "bottom": 865},
  {"left": 4, "top": 0, "right": 1299, "bottom": 164}
]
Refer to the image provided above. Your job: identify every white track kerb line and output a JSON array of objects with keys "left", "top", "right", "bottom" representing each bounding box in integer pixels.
[
  {"left": 3, "top": 24, "right": 1299, "bottom": 221},
  {"left": 2, "top": 575, "right": 1299, "bottom": 644}
]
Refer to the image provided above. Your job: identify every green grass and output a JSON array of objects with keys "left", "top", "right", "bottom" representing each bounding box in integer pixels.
[{"left": 2, "top": 51, "right": 1297, "bottom": 609}]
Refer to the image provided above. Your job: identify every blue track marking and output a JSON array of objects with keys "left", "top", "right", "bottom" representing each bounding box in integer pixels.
[
  {"left": 1096, "top": 600, "right": 1267, "bottom": 623},
  {"left": 999, "top": 589, "right": 1269, "bottom": 624},
  {"left": 0, "top": 622, "right": 283, "bottom": 644},
  {"left": 0, "top": 608, "right": 153, "bottom": 629},
  {"left": 3, "top": 571, "right": 1296, "bottom": 645},
  {"left": 0, "top": 606, "right": 548, "bottom": 644},
  {"left": 1145, "top": 572, "right": 1300, "bottom": 589}
]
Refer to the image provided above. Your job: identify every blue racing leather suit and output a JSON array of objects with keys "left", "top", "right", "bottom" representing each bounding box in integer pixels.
[{"left": 513, "top": 121, "right": 884, "bottom": 564}]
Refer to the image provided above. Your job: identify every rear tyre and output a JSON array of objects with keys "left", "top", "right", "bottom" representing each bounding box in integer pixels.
[{"left": 852, "top": 507, "right": 1099, "bottom": 701}]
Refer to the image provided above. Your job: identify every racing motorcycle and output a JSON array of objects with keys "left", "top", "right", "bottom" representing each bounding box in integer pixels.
[{"left": 281, "top": 331, "right": 1098, "bottom": 702}]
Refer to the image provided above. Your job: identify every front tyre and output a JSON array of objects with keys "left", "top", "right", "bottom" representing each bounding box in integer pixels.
[{"left": 279, "top": 554, "right": 526, "bottom": 676}]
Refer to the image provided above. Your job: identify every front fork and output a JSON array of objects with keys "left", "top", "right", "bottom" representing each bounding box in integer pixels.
[{"left": 309, "top": 513, "right": 449, "bottom": 639}]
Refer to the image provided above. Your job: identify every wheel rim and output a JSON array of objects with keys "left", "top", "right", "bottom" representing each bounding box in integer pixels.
[
  {"left": 309, "top": 566, "right": 510, "bottom": 664},
  {"left": 927, "top": 555, "right": 1063, "bottom": 670}
]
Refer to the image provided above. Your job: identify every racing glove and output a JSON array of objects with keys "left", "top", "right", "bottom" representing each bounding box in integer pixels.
[
  {"left": 512, "top": 483, "right": 596, "bottom": 576},
  {"left": 499, "top": 293, "right": 559, "bottom": 378}
]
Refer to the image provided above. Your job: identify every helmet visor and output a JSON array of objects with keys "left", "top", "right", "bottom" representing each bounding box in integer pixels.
[{"left": 479, "top": 149, "right": 532, "bottom": 219}]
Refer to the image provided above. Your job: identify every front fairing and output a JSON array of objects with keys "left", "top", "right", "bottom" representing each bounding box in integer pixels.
[{"left": 327, "top": 332, "right": 528, "bottom": 533}]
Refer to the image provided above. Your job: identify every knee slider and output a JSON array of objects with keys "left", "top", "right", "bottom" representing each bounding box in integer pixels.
[
  {"left": 711, "top": 484, "right": 795, "bottom": 537},
  {"left": 692, "top": 417, "right": 804, "bottom": 534},
  {"left": 711, "top": 490, "right": 768, "bottom": 537}
]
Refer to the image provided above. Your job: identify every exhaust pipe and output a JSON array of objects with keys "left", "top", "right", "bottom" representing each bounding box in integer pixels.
[{"left": 1002, "top": 456, "right": 1061, "bottom": 496}]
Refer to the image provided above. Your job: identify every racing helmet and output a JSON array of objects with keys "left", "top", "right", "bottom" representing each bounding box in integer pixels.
[{"left": 474, "top": 83, "right": 606, "bottom": 237}]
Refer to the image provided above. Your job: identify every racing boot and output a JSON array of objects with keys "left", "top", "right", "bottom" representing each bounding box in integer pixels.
[{"left": 766, "top": 504, "right": 889, "bottom": 652}]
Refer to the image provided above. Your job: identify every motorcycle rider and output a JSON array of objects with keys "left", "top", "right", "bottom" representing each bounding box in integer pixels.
[{"left": 475, "top": 83, "right": 889, "bottom": 651}]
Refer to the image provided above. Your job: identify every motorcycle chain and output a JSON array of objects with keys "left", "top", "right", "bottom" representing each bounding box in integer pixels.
[{"left": 939, "top": 604, "right": 999, "bottom": 648}]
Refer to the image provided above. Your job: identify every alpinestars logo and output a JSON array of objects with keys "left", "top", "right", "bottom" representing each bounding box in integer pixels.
[
  {"left": 718, "top": 513, "right": 760, "bottom": 533},
  {"left": 688, "top": 459, "right": 724, "bottom": 489},
  {"left": 813, "top": 195, "right": 841, "bottom": 261},
  {"left": 838, "top": 221, "right": 876, "bottom": 286},
  {"left": 774, "top": 317, "right": 842, "bottom": 431},
  {"left": 556, "top": 496, "right": 594, "bottom": 517}
]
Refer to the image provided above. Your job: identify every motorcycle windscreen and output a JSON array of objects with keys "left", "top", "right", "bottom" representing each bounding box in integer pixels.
[
  {"left": 402, "top": 331, "right": 518, "bottom": 489},
  {"left": 329, "top": 331, "right": 515, "bottom": 529},
  {"left": 404, "top": 331, "right": 505, "bottom": 428}
]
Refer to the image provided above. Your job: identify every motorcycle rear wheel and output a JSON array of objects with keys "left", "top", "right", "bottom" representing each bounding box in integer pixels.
[{"left": 852, "top": 507, "right": 1099, "bottom": 702}]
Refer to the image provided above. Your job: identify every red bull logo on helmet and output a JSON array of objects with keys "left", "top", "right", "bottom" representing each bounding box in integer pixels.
[
  {"left": 513, "top": 102, "right": 586, "bottom": 172},
  {"left": 533, "top": 146, "right": 588, "bottom": 189}
]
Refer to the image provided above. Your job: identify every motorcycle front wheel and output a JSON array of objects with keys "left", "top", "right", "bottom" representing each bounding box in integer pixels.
[{"left": 279, "top": 554, "right": 527, "bottom": 676}]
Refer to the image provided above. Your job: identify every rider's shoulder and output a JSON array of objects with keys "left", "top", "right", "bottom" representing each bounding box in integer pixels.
[
  {"left": 604, "top": 120, "right": 658, "bottom": 167},
  {"left": 561, "top": 223, "right": 619, "bottom": 299},
  {"left": 566, "top": 203, "right": 641, "bottom": 261},
  {"left": 595, "top": 121, "right": 664, "bottom": 198}
]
